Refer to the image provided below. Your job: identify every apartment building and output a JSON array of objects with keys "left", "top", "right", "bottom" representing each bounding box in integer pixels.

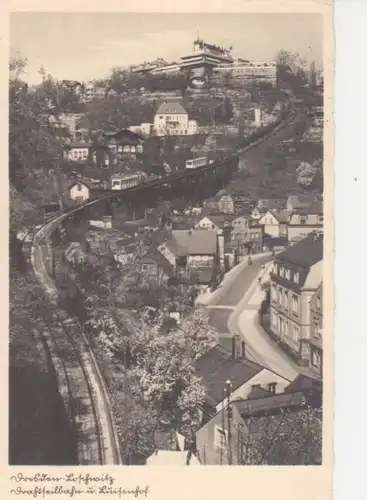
[{"left": 269, "top": 232, "right": 323, "bottom": 360}]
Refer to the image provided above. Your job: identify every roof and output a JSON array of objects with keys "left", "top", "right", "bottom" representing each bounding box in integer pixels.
[
  {"left": 234, "top": 391, "right": 306, "bottom": 417},
  {"left": 67, "top": 179, "right": 96, "bottom": 191},
  {"left": 294, "top": 202, "right": 323, "bottom": 215},
  {"left": 144, "top": 249, "right": 175, "bottom": 278},
  {"left": 287, "top": 194, "right": 316, "bottom": 207},
  {"left": 67, "top": 142, "right": 92, "bottom": 149},
  {"left": 285, "top": 374, "right": 323, "bottom": 393},
  {"left": 195, "top": 344, "right": 264, "bottom": 405},
  {"left": 200, "top": 215, "right": 235, "bottom": 228},
  {"left": 276, "top": 232, "right": 323, "bottom": 268},
  {"left": 104, "top": 128, "right": 143, "bottom": 142},
  {"left": 266, "top": 199, "right": 287, "bottom": 210},
  {"left": 189, "top": 267, "right": 213, "bottom": 284},
  {"left": 146, "top": 451, "right": 200, "bottom": 466},
  {"left": 156, "top": 102, "right": 188, "bottom": 115},
  {"left": 303, "top": 260, "right": 322, "bottom": 289},
  {"left": 172, "top": 230, "right": 218, "bottom": 255},
  {"left": 268, "top": 210, "right": 291, "bottom": 223}
]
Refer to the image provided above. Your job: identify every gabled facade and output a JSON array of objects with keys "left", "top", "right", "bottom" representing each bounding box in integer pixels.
[{"left": 259, "top": 210, "right": 290, "bottom": 238}]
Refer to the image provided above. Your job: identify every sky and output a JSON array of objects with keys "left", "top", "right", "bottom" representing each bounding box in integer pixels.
[{"left": 10, "top": 13, "right": 323, "bottom": 85}]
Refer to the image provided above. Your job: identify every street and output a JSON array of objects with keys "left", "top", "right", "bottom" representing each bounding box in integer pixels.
[{"left": 204, "top": 255, "right": 300, "bottom": 381}]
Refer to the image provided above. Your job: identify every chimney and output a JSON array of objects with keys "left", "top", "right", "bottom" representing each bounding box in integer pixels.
[
  {"left": 241, "top": 341, "right": 245, "bottom": 358},
  {"left": 231, "top": 335, "right": 241, "bottom": 359}
]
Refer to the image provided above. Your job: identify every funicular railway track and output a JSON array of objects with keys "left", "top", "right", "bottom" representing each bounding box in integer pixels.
[
  {"left": 23, "top": 220, "right": 122, "bottom": 465},
  {"left": 21, "top": 105, "right": 297, "bottom": 465}
]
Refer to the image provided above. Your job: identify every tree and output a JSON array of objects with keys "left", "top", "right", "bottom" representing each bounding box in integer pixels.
[
  {"left": 238, "top": 406, "right": 322, "bottom": 465},
  {"left": 9, "top": 55, "right": 69, "bottom": 210},
  {"left": 296, "top": 160, "right": 318, "bottom": 186}
]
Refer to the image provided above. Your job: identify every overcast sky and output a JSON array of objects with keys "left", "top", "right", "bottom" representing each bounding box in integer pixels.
[{"left": 10, "top": 12, "right": 323, "bottom": 84}]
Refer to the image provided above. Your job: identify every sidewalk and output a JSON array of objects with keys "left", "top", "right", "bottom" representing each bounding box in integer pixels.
[
  {"left": 195, "top": 252, "right": 273, "bottom": 307},
  {"left": 228, "top": 262, "right": 300, "bottom": 381}
]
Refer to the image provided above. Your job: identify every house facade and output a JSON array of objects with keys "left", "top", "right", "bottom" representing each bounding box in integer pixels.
[
  {"left": 65, "top": 143, "right": 92, "bottom": 162},
  {"left": 68, "top": 180, "right": 92, "bottom": 202},
  {"left": 196, "top": 402, "right": 245, "bottom": 465},
  {"left": 218, "top": 195, "right": 235, "bottom": 214},
  {"left": 269, "top": 232, "right": 323, "bottom": 361},
  {"left": 259, "top": 210, "right": 290, "bottom": 238},
  {"left": 307, "top": 282, "right": 323, "bottom": 377},
  {"left": 153, "top": 102, "right": 198, "bottom": 136},
  {"left": 288, "top": 203, "right": 324, "bottom": 243}
]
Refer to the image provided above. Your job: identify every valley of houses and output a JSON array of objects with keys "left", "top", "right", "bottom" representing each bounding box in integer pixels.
[{"left": 65, "top": 189, "right": 324, "bottom": 465}]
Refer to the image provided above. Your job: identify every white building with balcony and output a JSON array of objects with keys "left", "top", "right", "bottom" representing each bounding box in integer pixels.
[{"left": 153, "top": 102, "right": 198, "bottom": 136}]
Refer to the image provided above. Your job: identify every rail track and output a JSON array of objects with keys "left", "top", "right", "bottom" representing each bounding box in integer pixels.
[
  {"left": 23, "top": 222, "right": 122, "bottom": 465},
  {"left": 20, "top": 106, "right": 297, "bottom": 465}
]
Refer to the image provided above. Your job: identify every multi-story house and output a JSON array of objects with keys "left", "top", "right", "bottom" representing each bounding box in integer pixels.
[
  {"left": 218, "top": 195, "right": 235, "bottom": 214},
  {"left": 258, "top": 210, "right": 291, "bottom": 238},
  {"left": 231, "top": 218, "right": 263, "bottom": 254},
  {"left": 65, "top": 142, "right": 92, "bottom": 162},
  {"left": 269, "top": 232, "right": 323, "bottom": 361},
  {"left": 287, "top": 203, "right": 324, "bottom": 243},
  {"left": 195, "top": 336, "right": 292, "bottom": 416},
  {"left": 153, "top": 102, "right": 198, "bottom": 136},
  {"left": 307, "top": 282, "right": 323, "bottom": 378}
]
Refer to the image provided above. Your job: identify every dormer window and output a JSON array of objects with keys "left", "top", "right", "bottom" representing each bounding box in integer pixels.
[
  {"left": 294, "top": 272, "right": 300, "bottom": 284},
  {"left": 268, "top": 383, "right": 277, "bottom": 394}
]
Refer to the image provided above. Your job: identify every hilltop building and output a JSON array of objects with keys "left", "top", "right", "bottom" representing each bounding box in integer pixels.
[{"left": 130, "top": 37, "right": 277, "bottom": 87}]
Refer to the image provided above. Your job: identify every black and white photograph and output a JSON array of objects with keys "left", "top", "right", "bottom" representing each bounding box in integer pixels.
[{"left": 9, "top": 11, "right": 325, "bottom": 467}]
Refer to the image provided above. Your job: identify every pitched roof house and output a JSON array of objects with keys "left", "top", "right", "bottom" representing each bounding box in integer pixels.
[
  {"left": 259, "top": 210, "right": 291, "bottom": 238},
  {"left": 195, "top": 338, "right": 292, "bottom": 414}
]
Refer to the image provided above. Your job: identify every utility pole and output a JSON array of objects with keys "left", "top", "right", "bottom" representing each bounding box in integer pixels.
[{"left": 226, "top": 380, "right": 233, "bottom": 465}]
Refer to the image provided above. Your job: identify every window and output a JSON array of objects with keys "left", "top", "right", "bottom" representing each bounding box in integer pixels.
[
  {"left": 292, "top": 294, "right": 299, "bottom": 314},
  {"left": 268, "top": 383, "right": 277, "bottom": 394},
  {"left": 279, "top": 266, "right": 284, "bottom": 278},
  {"left": 294, "top": 272, "right": 300, "bottom": 284},
  {"left": 312, "top": 350, "right": 321, "bottom": 368},
  {"left": 293, "top": 325, "right": 300, "bottom": 342},
  {"left": 271, "top": 284, "right": 277, "bottom": 301},
  {"left": 285, "top": 269, "right": 291, "bottom": 280},
  {"left": 318, "top": 216, "right": 324, "bottom": 223},
  {"left": 75, "top": 196, "right": 84, "bottom": 203},
  {"left": 317, "top": 296, "right": 321, "bottom": 309},
  {"left": 214, "top": 425, "right": 228, "bottom": 450},
  {"left": 271, "top": 311, "right": 277, "bottom": 327},
  {"left": 284, "top": 290, "right": 289, "bottom": 309},
  {"left": 300, "top": 216, "right": 307, "bottom": 225},
  {"left": 278, "top": 288, "right": 283, "bottom": 306}
]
